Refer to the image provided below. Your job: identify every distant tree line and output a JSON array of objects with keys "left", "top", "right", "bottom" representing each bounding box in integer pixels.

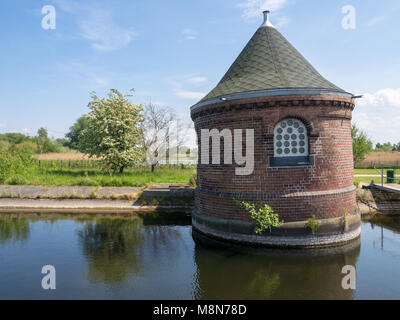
[
  {"left": 351, "top": 124, "right": 400, "bottom": 166},
  {"left": 374, "top": 142, "right": 400, "bottom": 152},
  {"left": 0, "top": 129, "right": 69, "bottom": 154}
]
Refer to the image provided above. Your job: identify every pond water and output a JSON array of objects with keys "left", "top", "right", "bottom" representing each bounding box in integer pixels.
[{"left": 0, "top": 214, "right": 400, "bottom": 300}]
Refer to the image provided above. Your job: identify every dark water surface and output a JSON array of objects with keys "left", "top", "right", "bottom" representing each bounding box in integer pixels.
[{"left": 0, "top": 214, "right": 399, "bottom": 300}]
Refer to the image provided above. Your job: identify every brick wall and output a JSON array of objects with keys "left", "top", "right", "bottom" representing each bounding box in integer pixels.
[{"left": 192, "top": 94, "right": 357, "bottom": 222}]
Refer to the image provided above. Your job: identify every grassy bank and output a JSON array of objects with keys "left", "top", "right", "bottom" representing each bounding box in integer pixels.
[
  {"left": 354, "top": 168, "right": 399, "bottom": 175},
  {"left": 354, "top": 176, "right": 375, "bottom": 186},
  {"left": 4, "top": 167, "right": 196, "bottom": 187}
]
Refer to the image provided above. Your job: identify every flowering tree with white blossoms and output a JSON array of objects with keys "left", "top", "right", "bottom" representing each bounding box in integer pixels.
[{"left": 79, "top": 89, "right": 144, "bottom": 173}]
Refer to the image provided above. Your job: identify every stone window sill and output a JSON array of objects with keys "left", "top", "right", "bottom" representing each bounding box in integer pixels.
[{"left": 269, "top": 155, "right": 315, "bottom": 168}]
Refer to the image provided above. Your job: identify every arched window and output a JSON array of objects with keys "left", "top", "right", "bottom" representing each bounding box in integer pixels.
[
  {"left": 274, "top": 118, "right": 309, "bottom": 157},
  {"left": 270, "top": 118, "right": 314, "bottom": 167}
]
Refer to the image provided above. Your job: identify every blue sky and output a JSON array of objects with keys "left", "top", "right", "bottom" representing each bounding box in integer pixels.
[{"left": 0, "top": 0, "right": 399, "bottom": 145}]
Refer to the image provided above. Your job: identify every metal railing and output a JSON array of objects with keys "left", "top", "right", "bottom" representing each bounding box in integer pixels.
[{"left": 373, "top": 164, "right": 400, "bottom": 186}]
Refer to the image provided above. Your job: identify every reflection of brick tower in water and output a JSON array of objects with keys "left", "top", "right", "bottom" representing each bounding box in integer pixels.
[
  {"left": 191, "top": 11, "right": 361, "bottom": 248},
  {"left": 192, "top": 239, "right": 361, "bottom": 299}
]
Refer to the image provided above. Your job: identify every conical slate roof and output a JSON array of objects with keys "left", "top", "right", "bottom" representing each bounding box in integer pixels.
[{"left": 193, "top": 12, "right": 350, "bottom": 109}]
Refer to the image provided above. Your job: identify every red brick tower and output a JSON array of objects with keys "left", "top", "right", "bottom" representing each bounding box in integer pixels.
[{"left": 191, "top": 11, "right": 360, "bottom": 248}]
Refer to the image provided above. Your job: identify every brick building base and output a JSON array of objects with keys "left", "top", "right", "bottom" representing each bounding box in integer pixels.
[{"left": 191, "top": 94, "right": 360, "bottom": 248}]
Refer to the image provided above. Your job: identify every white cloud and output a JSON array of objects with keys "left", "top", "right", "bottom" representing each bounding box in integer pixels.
[
  {"left": 182, "top": 29, "right": 197, "bottom": 40},
  {"left": 358, "top": 88, "right": 400, "bottom": 109},
  {"left": 22, "top": 128, "right": 32, "bottom": 136},
  {"left": 79, "top": 13, "right": 138, "bottom": 51},
  {"left": 367, "top": 16, "right": 386, "bottom": 27},
  {"left": 174, "top": 90, "right": 206, "bottom": 100},
  {"left": 237, "top": 0, "right": 289, "bottom": 19},
  {"left": 92, "top": 77, "right": 109, "bottom": 87},
  {"left": 274, "top": 16, "right": 289, "bottom": 28},
  {"left": 53, "top": 0, "right": 137, "bottom": 51},
  {"left": 187, "top": 77, "right": 208, "bottom": 85},
  {"left": 0, "top": 123, "right": 6, "bottom": 128},
  {"left": 165, "top": 76, "right": 207, "bottom": 101},
  {"left": 353, "top": 88, "right": 400, "bottom": 144}
]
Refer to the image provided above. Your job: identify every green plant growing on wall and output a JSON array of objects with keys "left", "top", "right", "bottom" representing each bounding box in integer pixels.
[
  {"left": 342, "top": 209, "right": 349, "bottom": 231},
  {"left": 234, "top": 200, "right": 284, "bottom": 235},
  {"left": 189, "top": 173, "right": 197, "bottom": 188},
  {"left": 307, "top": 215, "right": 322, "bottom": 234}
]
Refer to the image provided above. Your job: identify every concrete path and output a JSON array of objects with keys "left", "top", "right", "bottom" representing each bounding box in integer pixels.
[
  {"left": 0, "top": 185, "right": 142, "bottom": 199},
  {"left": 372, "top": 183, "right": 400, "bottom": 195},
  {"left": 0, "top": 198, "right": 192, "bottom": 214},
  {"left": 0, "top": 184, "right": 194, "bottom": 214}
]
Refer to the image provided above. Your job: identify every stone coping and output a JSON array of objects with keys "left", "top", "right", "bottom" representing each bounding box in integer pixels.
[
  {"left": 193, "top": 228, "right": 361, "bottom": 255},
  {"left": 192, "top": 209, "right": 361, "bottom": 248}
]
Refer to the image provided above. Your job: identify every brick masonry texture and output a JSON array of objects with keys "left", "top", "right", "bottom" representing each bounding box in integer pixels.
[{"left": 192, "top": 94, "right": 357, "bottom": 224}]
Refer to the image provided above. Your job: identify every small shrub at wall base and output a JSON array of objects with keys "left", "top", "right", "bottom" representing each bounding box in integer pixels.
[
  {"left": 234, "top": 200, "right": 284, "bottom": 235},
  {"left": 307, "top": 215, "right": 322, "bottom": 234},
  {"left": 189, "top": 174, "right": 197, "bottom": 187}
]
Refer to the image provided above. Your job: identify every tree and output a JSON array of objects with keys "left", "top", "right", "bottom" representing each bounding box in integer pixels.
[
  {"left": 35, "top": 127, "right": 60, "bottom": 154},
  {"left": 79, "top": 89, "right": 144, "bottom": 173},
  {"left": 65, "top": 116, "right": 90, "bottom": 151},
  {"left": 375, "top": 142, "right": 393, "bottom": 152},
  {"left": 351, "top": 124, "right": 373, "bottom": 164},
  {"left": 55, "top": 138, "right": 69, "bottom": 148},
  {"left": 142, "top": 103, "right": 192, "bottom": 171},
  {"left": 36, "top": 127, "right": 47, "bottom": 154},
  {"left": 142, "top": 103, "right": 175, "bottom": 172},
  {"left": 0, "top": 133, "right": 30, "bottom": 145},
  {"left": 77, "top": 219, "right": 143, "bottom": 284}
]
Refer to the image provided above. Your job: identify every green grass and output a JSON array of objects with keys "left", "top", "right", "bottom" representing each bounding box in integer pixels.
[
  {"left": 354, "top": 168, "right": 398, "bottom": 175},
  {"left": 4, "top": 166, "right": 196, "bottom": 187},
  {"left": 3, "top": 160, "right": 394, "bottom": 188},
  {"left": 354, "top": 176, "right": 376, "bottom": 186}
]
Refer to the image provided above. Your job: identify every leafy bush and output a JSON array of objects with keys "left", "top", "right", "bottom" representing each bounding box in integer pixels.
[
  {"left": 189, "top": 173, "right": 197, "bottom": 187},
  {"left": 307, "top": 215, "right": 322, "bottom": 234},
  {"left": 234, "top": 200, "right": 284, "bottom": 234},
  {"left": 0, "top": 133, "right": 31, "bottom": 145},
  {"left": 13, "top": 141, "right": 38, "bottom": 154},
  {"left": 0, "top": 147, "right": 34, "bottom": 183}
]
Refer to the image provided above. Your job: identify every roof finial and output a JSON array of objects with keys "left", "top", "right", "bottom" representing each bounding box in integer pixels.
[{"left": 261, "top": 10, "right": 275, "bottom": 28}]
